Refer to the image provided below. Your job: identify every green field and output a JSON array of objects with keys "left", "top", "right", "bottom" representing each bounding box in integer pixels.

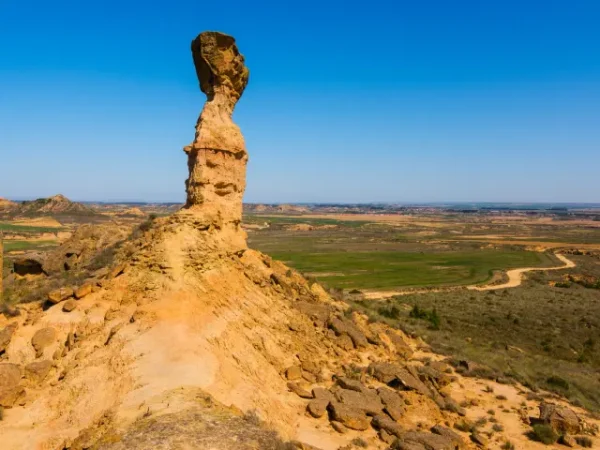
[
  {"left": 0, "top": 222, "right": 63, "bottom": 233},
  {"left": 269, "top": 250, "right": 555, "bottom": 289},
  {"left": 4, "top": 240, "right": 58, "bottom": 252}
]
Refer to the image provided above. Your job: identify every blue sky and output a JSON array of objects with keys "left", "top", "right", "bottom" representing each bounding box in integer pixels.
[{"left": 1, "top": 0, "right": 599, "bottom": 203}]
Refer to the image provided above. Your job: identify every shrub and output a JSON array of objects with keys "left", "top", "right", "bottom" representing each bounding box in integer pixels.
[
  {"left": 409, "top": 304, "right": 440, "bottom": 330},
  {"left": 0, "top": 405, "right": 3, "bottom": 421},
  {"left": 351, "top": 438, "right": 368, "bottom": 448},
  {"left": 379, "top": 305, "right": 401, "bottom": 320},
  {"left": 492, "top": 423, "right": 504, "bottom": 432},
  {"left": 575, "top": 436, "right": 593, "bottom": 448},
  {"left": 530, "top": 424, "right": 559, "bottom": 445},
  {"left": 546, "top": 375, "right": 569, "bottom": 391},
  {"left": 501, "top": 441, "right": 515, "bottom": 450}
]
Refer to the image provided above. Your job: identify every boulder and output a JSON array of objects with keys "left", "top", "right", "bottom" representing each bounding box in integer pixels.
[
  {"left": 328, "top": 402, "right": 370, "bottom": 431},
  {"left": 369, "top": 362, "right": 431, "bottom": 397},
  {"left": 0, "top": 363, "right": 23, "bottom": 407},
  {"left": 307, "top": 398, "right": 329, "bottom": 418},
  {"left": 286, "top": 365, "right": 302, "bottom": 380},
  {"left": 334, "top": 388, "right": 383, "bottom": 416},
  {"left": 31, "top": 327, "right": 57, "bottom": 357},
  {"left": 386, "top": 330, "right": 414, "bottom": 359},
  {"left": 328, "top": 317, "right": 368, "bottom": 348},
  {"left": 24, "top": 360, "right": 52, "bottom": 384},
  {"left": 301, "top": 360, "right": 319, "bottom": 376},
  {"left": 47, "top": 287, "right": 74, "bottom": 304},
  {"left": 430, "top": 425, "right": 464, "bottom": 448},
  {"left": 560, "top": 434, "right": 576, "bottom": 447},
  {"left": 396, "top": 431, "right": 460, "bottom": 450},
  {"left": 0, "top": 323, "right": 17, "bottom": 354},
  {"left": 378, "top": 387, "right": 405, "bottom": 421},
  {"left": 287, "top": 382, "right": 312, "bottom": 399},
  {"left": 331, "top": 421, "right": 348, "bottom": 434},
  {"left": 372, "top": 414, "right": 404, "bottom": 438},
  {"left": 312, "top": 387, "right": 335, "bottom": 402},
  {"left": 336, "top": 377, "right": 366, "bottom": 393},
  {"left": 74, "top": 283, "right": 93, "bottom": 299},
  {"left": 62, "top": 300, "right": 77, "bottom": 312},
  {"left": 336, "top": 334, "right": 354, "bottom": 351},
  {"left": 538, "top": 402, "right": 582, "bottom": 435}
]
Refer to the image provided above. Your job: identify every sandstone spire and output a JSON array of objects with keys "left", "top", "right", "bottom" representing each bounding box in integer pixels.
[{"left": 183, "top": 31, "right": 250, "bottom": 231}]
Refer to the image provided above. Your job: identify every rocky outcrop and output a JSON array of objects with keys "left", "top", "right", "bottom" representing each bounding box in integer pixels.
[{"left": 181, "top": 31, "right": 250, "bottom": 239}]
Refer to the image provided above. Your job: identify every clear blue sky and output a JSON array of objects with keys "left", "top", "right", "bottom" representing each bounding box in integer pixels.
[{"left": 1, "top": 1, "right": 599, "bottom": 203}]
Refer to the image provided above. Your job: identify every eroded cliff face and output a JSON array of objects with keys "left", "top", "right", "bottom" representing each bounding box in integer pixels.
[{"left": 182, "top": 32, "right": 250, "bottom": 240}]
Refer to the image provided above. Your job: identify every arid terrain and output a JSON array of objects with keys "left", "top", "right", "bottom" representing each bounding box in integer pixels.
[{"left": 1, "top": 31, "right": 599, "bottom": 450}]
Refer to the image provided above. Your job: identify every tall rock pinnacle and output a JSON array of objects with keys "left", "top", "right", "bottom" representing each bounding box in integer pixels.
[{"left": 183, "top": 31, "right": 250, "bottom": 231}]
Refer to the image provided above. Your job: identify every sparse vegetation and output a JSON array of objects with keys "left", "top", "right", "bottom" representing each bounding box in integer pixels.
[
  {"left": 575, "top": 436, "right": 593, "bottom": 448},
  {"left": 530, "top": 424, "right": 559, "bottom": 445}
]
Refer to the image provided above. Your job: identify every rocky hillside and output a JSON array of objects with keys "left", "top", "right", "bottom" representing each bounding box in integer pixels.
[
  {"left": 0, "top": 31, "right": 597, "bottom": 450},
  {"left": 0, "top": 197, "right": 17, "bottom": 212}
]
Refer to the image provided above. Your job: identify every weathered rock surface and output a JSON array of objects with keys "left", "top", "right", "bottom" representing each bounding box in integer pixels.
[
  {"left": 24, "top": 360, "right": 52, "bottom": 384},
  {"left": 0, "top": 363, "right": 23, "bottom": 407},
  {"left": 395, "top": 431, "right": 460, "bottom": 450},
  {"left": 307, "top": 398, "right": 329, "bottom": 418},
  {"left": 328, "top": 402, "right": 370, "bottom": 431},
  {"left": 0, "top": 323, "right": 17, "bottom": 354},
  {"left": 182, "top": 31, "right": 250, "bottom": 234},
  {"left": 75, "top": 283, "right": 93, "bottom": 299}
]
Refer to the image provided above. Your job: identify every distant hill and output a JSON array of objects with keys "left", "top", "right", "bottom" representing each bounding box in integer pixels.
[
  {"left": 0, "top": 197, "right": 17, "bottom": 211},
  {"left": 14, "top": 194, "right": 98, "bottom": 216}
]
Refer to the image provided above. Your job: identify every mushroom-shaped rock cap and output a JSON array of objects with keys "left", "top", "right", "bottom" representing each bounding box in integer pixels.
[{"left": 191, "top": 31, "right": 249, "bottom": 106}]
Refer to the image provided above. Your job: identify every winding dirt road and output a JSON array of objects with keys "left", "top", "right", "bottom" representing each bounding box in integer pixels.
[
  {"left": 467, "top": 253, "right": 575, "bottom": 291},
  {"left": 363, "top": 253, "right": 576, "bottom": 299}
]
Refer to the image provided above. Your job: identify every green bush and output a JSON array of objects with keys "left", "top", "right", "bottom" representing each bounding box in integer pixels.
[
  {"left": 409, "top": 304, "right": 440, "bottom": 330},
  {"left": 379, "top": 305, "right": 401, "bottom": 319},
  {"left": 501, "top": 441, "right": 515, "bottom": 450},
  {"left": 546, "top": 375, "right": 569, "bottom": 391},
  {"left": 530, "top": 424, "right": 559, "bottom": 445}
]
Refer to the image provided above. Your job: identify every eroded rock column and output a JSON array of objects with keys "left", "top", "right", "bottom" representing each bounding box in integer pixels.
[{"left": 183, "top": 31, "right": 250, "bottom": 231}]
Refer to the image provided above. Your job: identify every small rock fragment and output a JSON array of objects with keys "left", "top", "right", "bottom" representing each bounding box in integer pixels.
[
  {"left": 470, "top": 432, "right": 488, "bottom": 447},
  {"left": 331, "top": 421, "right": 348, "bottom": 434},
  {"left": 287, "top": 382, "right": 312, "bottom": 399},
  {"left": 74, "top": 283, "right": 93, "bottom": 299},
  {"left": 62, "top": 300, "right": 77, "bottom": 312}
]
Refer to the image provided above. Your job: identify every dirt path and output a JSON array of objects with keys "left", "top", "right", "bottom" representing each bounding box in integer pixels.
[
  {"left": 467, "top": 253, "right": 575, "bottom": 291},
  {"left": 363, "top": 253, "right": 575, "bottom": 299}
]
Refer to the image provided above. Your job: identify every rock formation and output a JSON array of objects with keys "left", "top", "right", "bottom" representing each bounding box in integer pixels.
[
  {"left": 181, "top": 31, "right": 250, "bottom": 240},
  {"left": 1, "top": 31, "right": 599, "bottom": 450}
]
